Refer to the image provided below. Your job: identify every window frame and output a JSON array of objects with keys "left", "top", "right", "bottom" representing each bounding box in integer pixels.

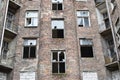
[
  {"left": 1, "top": 41, "right": 9, "bottom": 60},
  {"left": 25, "top": 10, "right": 38, "bottom": 27},
  {"left": 6, "top": 12, "right": 14, "bottom": 29},
  {"left": 23, "top": 39, "right": 37, "bottom": 59},
  {"left": 77, "top": 10, "right": 90, "bottom": 27},
  {"left": 79, "top": 38, "right": 94, "bottom": 58},
  {"left": 52, "top": 0, "right": 63, "bottom": 10},
  {"left": 51, "top": 19, "right": 65, "bottom": 38},
  {"left": 76, "top": 0, "right": 87, "bottom": 2},
  {"left": 51, "top": 50, "right": 66, "bottom": 74}
]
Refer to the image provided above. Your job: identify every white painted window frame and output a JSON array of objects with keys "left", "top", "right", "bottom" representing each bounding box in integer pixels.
[
  {"left": 51, "top": 50, "right": 66, "bottom": 74},
  {"left": 77, "top": 10, "right": 91, "bottom": 27},
  {"left": 25, "top": 11, "right": 38, "bottom": 27}
]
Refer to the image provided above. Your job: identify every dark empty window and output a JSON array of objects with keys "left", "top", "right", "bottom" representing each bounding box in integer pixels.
[
  {"left": 23, "top": 39, "right": 36, "bottom": 59},
  {"left": 2, "top": 41, "right": 9, "bottom": 59},
  {"left": 80, "top": 39, "right": 93, "bottom": 57},
  {"left": 52, "top": 51, "right": 65, "bottom": 73},
  {"left": 52, "top": 19, "right": 64, "bottom": 38},
  {"left": 52, "top": 0, "right": 63, "bottom": 10}
]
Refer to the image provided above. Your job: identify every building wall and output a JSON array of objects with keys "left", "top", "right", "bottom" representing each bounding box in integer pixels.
[
  {"left": 13, "top": 0, "right": 41, "bottom": 80},
  {"left": 13, "top": 0, "right": 107, "bottom": 80},
  {"left": 74, "top": 0, "right": 107, "bottom": 80}
]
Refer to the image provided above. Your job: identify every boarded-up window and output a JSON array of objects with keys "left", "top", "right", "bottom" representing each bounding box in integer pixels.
[
  {"left": 82, "top": 72, "right": 98, "bottom": 80},
  {"left": 20, "top": 72, "right": 35, "bottom": 80}
]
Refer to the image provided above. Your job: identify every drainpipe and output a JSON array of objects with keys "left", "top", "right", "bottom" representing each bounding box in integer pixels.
[
  {"left": 0, "top": 0, "right": 9, "bottom": 56},
  {"left": 105, "top": 0, "right": 120, "bottom": 71},
  {"left": 37, "top": 0, "right": 42, "bottom": 80}
]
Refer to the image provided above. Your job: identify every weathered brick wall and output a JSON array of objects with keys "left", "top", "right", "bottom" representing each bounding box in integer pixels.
[
  {"left": 38, "top": 0, "right": 79, "bottom": 80},
  {"left": 74, "top": 0, "right": 107, "bottom": 80},
  {"left": 13, "top": 0, "right": 107, "bottom": 80},
  {"left": 13, "top": 0, "right": 41, "bottom": 80}
]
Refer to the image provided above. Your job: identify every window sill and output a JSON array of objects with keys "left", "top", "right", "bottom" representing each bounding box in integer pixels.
[
  {"left": 23, "top": 58, "right": 36, "bottom": 59},
  {"left": 52, "top": 9, "right": 63, "bottom": 11},
  {"left": 76, "top": 1, "right": 87, "bottom": 2},
  {"left": 78, "top": 26, "right": 90, "bottom": 28},
  {"left": 52, "top": 10, "right": 64, "bottom": 13},
  {"left": 52, "top": 73, "right": 67, "bottom": 76},
  {"left": 81, "top": 57, "right": 94, "bottom": 58},
  {"left": 24, "top": 26, "right": 38, "bottom": 28},
  {"left": 52, "top": 37, "right": 64, "bottom": 39},
  {"left": 81, "top": 57, "right": 95, "bottom": 60}
]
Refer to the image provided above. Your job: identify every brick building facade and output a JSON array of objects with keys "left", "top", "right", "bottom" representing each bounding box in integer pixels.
[{"left": 0, "top": 0, "right": 120, "bottom": 80}]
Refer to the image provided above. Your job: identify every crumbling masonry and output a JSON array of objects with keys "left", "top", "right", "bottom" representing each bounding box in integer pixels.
[{"left": 0, "top": 0, "right": 120, "bottom": 80}]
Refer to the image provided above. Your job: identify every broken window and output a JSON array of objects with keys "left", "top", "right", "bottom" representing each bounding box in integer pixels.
[
  {"left": 6, "top": 12, "right": 14, "bottom": 29},
  {"left": 77, "top": 11, "right": 90, "bottom": 27},
  {"left": 25, "top": 11, "right": 38, "bottom": 27},
  {"left": 52, "top": 51, "right": 65, "bottom": 73},
  {"left": 0, "top": 72, "right": 7, "bottom": 80},
  {"left": 106, "top": 38, "right": 116, "bottom": 61},
  {"left": 102, "top": 12, "right": 110, "bottom": 28},
  {"left": 51, "top": 19, "right": 64, "bottom": 38},
  {"left": 80, "top": 39, "right": 93, "bottom": 57},
  {"left": 23, "top": 39, "right": 36, "bottom": 59},
  {"left": 82, "top": 71, "right": 98, "bottom": 80},
  {"left": 52, "top": 0, "right": 63, "bottom": 10},
  {"left": 1, "top": 41, "right": 9, "bottom": 59}
]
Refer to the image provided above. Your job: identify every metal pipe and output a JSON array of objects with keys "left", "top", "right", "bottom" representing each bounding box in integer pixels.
[
  {"left": 0, "top": 0, "right": 9, "bottom": 56},
  {"left": 105, "top": 0, "right": 120, "bottom": 71}
]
